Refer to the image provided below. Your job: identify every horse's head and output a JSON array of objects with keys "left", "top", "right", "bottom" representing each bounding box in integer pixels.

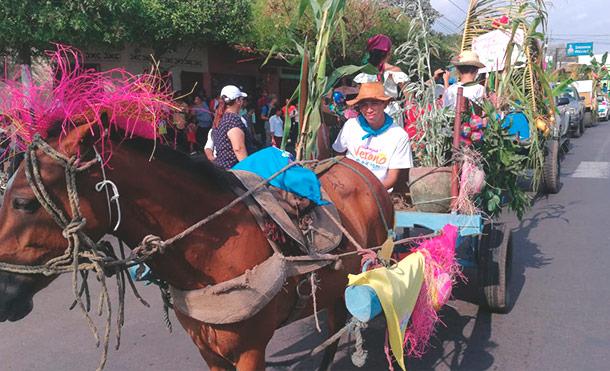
[{"left": 0, "top": 125, "right": 110, "bottom": 322}]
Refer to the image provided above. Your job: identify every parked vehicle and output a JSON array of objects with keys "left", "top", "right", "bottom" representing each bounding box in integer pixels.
[
  {"left": 543, "top": 95, "right": 571, "bottom": 194},
  {"left": 573, "top": 80, "right": 593, "bottom": 111},
  {"left": 559, "top": 85, "right": 586, "bottom": 136},
  {"left": 596, "top": 96, "right": 610, "bottom": 121}
]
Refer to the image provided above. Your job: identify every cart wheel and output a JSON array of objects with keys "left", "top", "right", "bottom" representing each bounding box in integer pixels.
[
  {"left": 478, "top": 223, "right": 513, "bottom": 313},
  {"left": 543, "top": 138, "right": 560, "bottom": 194}
]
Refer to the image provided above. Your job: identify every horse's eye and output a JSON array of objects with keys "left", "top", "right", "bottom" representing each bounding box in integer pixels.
[{"left": 12, "top": 197, "right": 40, "bottom": 213}]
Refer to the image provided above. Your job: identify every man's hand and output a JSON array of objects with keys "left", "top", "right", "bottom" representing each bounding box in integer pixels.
[{"left": 382, "top": 168, "right": 402, "bottom": 190}]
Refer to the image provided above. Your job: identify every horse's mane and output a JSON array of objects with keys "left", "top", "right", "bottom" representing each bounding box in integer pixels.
[
  {"left": 44, "top": 120, "right": 229, "bottom": 189},
  {"left": 123, "top": 136, "right": 230, "bottom": 189}
]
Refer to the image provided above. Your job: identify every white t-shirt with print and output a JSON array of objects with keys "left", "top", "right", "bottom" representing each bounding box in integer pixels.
[
  {"left": 332, "top": 117, "right": 413, "bottom": 182},
  {"left": 269, "top": 115, "right": 284, "bottom": 137},
  {"left": 443, "top": 82, "right": 486, "bottom": 108}
]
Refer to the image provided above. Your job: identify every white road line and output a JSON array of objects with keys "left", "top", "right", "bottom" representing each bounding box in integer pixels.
[{"left": 570, "top": 161, "right": 610, "bottom": 179}]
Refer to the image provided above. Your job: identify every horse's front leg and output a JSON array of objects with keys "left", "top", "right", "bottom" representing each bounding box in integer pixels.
[{"left": 235, "top": 348, "right": 266, "bottom": 370}]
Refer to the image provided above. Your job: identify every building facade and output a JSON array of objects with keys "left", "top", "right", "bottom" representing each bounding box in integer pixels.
[{"left": 83, "top": 44, "right": 299, "bottom": 102}]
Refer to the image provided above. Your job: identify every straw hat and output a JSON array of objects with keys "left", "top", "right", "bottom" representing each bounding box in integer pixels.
[
  {"left": 347, "top": 82, "right": 391, "bottom": 106},
  {"left": 451, "top": 50, "right": 485, "bottom": 68}
]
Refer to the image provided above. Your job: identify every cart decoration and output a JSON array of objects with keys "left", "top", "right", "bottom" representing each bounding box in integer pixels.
[{"left": 345, "top": 224, "right": 460, "bottom": 370}]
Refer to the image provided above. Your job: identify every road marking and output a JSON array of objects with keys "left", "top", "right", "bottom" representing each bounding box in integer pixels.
[{"left": 571, "top": 161, "right": 610, "bottom": 179}]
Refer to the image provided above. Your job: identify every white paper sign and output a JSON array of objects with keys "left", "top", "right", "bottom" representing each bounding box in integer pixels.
[{"left": 473, "top": 29, "right": 525, "bottom": 73}]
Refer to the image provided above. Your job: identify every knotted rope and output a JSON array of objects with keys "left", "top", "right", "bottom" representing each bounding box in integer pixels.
[
  {"left": 0, "top": 135, "right": 432, "bottom": 370},
  {"left": 0, "top": 136, "right": 147, "bottom": 371}
]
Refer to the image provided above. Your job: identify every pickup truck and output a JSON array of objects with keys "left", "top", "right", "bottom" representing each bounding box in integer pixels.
[{"left": 573, "top": 80, "right": 593, "bottom": 112}]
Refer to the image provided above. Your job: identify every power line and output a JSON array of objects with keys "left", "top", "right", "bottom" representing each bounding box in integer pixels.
[
  {"left": 435, "top": 19, "right": 459, "bottom": 34},
  {"left": 551, "top": 33, "right": 610, "bottom": 37},
  {"left": 550, "top": 37, "right": 610, "bottom": 42},
  {"left": 435, "top": 23, "right": 456, "bottom": 34},
  {"left": 440, "top": 15, "right": 461, "bottom": 29},
  {"left": 447, "top": 0, "right": 467, "bottom": 14}
]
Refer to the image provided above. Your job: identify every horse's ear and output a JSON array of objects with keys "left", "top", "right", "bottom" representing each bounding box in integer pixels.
[
  {"left": 59, "top": 123, "right": 103, "bottom": 155},
  {"left": 60, "top": 111, "right": 108, "bottom": 155}
]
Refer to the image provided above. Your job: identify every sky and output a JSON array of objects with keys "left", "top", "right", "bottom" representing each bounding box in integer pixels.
[{"left": 430, "top": 0, "right": 610, "bottom": 53}]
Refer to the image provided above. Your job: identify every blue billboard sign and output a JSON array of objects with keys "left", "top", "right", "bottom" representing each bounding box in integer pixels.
[{"left": 566, "top": 42, "right": 593, "bottom": 57}]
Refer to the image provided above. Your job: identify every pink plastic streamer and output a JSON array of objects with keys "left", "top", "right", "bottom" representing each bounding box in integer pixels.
[
  {"left": 403, "top": 224, "right": 463, "bottom": 358},
  {"left": 0, "top": 44, "right": 174, "bottom": 160}
]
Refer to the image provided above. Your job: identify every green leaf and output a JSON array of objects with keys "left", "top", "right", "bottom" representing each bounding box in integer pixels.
[{"left": 323, "top": 63, "right": 377, "bottom": 93}]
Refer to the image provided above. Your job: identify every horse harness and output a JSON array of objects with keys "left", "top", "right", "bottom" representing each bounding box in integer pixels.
[{"left": 0, "top": 135, "right": 395, "bottom": 369}]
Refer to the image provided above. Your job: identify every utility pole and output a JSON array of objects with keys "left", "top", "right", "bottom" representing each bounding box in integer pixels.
[{"left": 554, "top": 47, "right": 560, "bottom": 71}]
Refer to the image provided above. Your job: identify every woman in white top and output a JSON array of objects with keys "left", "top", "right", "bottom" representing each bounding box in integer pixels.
[
  {"left": 443, "top": 50, "right": 487, "bottom": 108},
  {"left": 353, "top": 34, "right": 409, "bottom": 127}
]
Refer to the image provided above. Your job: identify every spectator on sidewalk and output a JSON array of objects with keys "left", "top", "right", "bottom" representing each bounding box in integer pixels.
[
  {"left": 186, "top": 122, "right": 198, "bottom": 154},
  {"left": 260, "top": 94, "right": 278, "bottom": 147},
  {"left": 212, "top": 85, "right": 256, "bottom": 169},
  {"left": 269, "top": 107, "right": 284, "bottom": 147},
  {"left": 191, "top": 94, "right": 213, "bottom": 146}
]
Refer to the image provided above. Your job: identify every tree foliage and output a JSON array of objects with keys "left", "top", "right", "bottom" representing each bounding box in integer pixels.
[
  {"left": 0, "top": 1, "right": 132, "bottom": 63},
  {"left": 379, "top": 0, "right": 440, "bottom": 27},
  {"left": 0, "top": 0, "right": 251, "bottom": 64},
  {"left": 130, "top": 0, "right": 251, "bottom": 55},
  {"left": 246, "top": 0, "right": 452, "bottom": 66}
]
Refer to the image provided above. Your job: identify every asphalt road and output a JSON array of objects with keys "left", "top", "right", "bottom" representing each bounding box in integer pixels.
[{"left": 3, "top": 119, "right": 610, "bottom": 370}]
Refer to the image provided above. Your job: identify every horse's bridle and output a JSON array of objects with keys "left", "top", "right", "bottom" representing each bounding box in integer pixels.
[
  {"left": 0, "top": 134, "right": 158, "bottom": 371},
  {"left": 0, "top": 134, "right": 110, "bottom": 275}
]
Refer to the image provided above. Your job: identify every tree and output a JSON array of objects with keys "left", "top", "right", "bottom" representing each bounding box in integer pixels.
[
  {"left": 380, "top": 0, "right": 440, "bottom": 27},
  {"left": 246, "top": 0, "right": 434, "bottom": 66},
  {"left": 0, "top": 0, "right": 251, "bottom": 64},
  {"left": 128, "top": 0, "right": 251, "bottom": 56},
  {"left": 0, "top": 0, "right": 133, "bottom": 64}
]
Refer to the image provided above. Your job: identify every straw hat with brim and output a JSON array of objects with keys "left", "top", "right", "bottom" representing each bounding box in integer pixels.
[
  {"left": 451, "top": 50, "right": 485, "bottom": 68},
  {"left": 347, "top": 82, "right": 391, "bottom": 106}
]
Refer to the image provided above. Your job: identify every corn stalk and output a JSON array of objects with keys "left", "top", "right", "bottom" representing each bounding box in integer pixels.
[
  {"left": 292, "top": 0, "right": 347, "bottom": 160},
  {"left": 394, "top": 2, "right": 452, "bottom": 167}
]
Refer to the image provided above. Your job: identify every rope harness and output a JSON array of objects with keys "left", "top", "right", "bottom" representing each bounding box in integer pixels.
[{"left": 0, "top": 135, "right": 430, "bottom": 369}]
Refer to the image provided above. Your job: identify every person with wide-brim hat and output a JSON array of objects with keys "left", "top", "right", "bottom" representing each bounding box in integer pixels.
[
  {"left": 443, "top": 50, "right": 487, "bottom": 108},
  {"left": 332, "top": 82, "right": 413, "bottom": 190}
]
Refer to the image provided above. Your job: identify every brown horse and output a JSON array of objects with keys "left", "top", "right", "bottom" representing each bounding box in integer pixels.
[{"left": 0, "top": 124, "right": 393, "bottom": 370}]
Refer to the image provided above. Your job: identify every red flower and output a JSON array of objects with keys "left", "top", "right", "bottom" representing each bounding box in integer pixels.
[{"left": 492, "top": 15, "right": 510, "bottom": 28}]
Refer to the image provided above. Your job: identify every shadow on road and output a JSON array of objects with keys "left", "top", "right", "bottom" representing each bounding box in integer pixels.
[{"left": 267, "top": 202, "right": 567, "bottom": 371}]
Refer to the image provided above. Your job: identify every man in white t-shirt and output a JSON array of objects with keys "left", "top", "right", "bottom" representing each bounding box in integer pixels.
[
  {"left": 269, "top": 107, "right": 284, "bottom": 147},
  {"left": 332, "top": 82, "right": 413, "bottom": 190},
  {"left": 443, "top": 50, "right": 487, "bottom": 108}
]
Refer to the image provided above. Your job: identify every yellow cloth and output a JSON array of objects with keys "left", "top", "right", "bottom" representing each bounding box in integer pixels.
[{"left": 347, "top": 252, "right": 425, "bottom": 371}]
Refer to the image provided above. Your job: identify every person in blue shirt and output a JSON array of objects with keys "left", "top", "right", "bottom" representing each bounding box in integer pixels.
[{"left": 191, "top": 94, "right": 213, "bottom": 147}]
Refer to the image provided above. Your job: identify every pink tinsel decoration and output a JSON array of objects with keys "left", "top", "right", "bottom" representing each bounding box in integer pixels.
[
  {"left": 403, "top": 224, "right": 463, "bottom": 358},
  {"left": 0, "top": 44, "right": 174, "bottom": 160}
]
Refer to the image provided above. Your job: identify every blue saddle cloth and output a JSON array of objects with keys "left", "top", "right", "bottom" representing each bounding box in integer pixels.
[
  {"left": 232, "top": 147, "right": 329, "bottom": 205},
  {"left": 502, "top": 112, "right": 531, "bottom": 140}
]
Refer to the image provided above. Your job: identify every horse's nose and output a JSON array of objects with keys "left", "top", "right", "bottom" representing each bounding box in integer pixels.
[{"left": 0, "top": 271, "right": 35, "bottom": 322}]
